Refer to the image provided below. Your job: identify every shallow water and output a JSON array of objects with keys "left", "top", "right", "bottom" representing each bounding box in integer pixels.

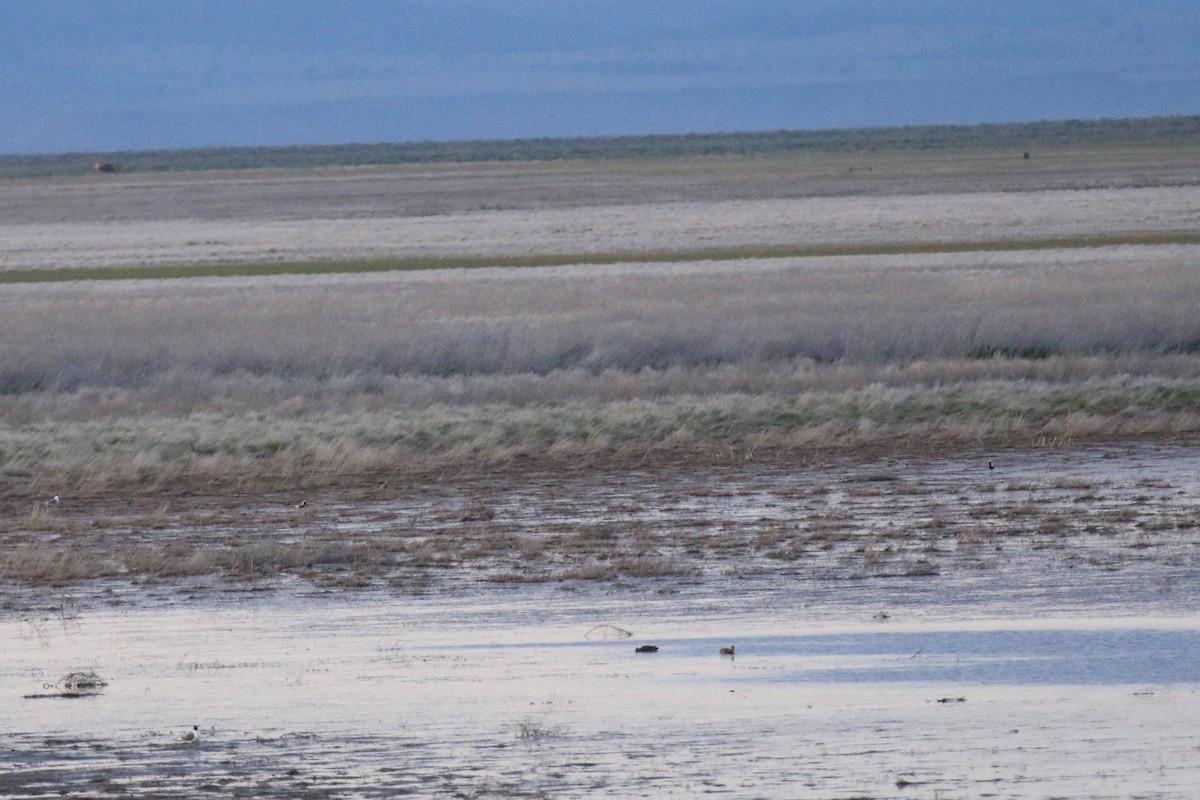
[
  {"left": 4, "top": 593, "right": 1200, "bottom": 799},
  {"left": 4, "top": 443, "right": 1200, "bottom": 798}
]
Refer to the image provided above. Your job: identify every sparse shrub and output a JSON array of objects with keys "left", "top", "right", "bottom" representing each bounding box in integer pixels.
[
  {"left": 2, "top": 547, "right": 111, "bottom": 584},
  {"left": 558, "top": 562, "right": 618, "bottom": 581},
  {"left": 518, "top": 536, "right": 547, "bottom": 559},
  {"left": 517, "top": 718, "right": 567, "bottom": 739},
  {"left": 616, "top": 556, "right": 692, "bottom": 578}
]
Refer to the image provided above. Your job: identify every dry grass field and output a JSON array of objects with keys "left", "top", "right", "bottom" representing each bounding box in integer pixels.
[
  {"left": 2, "top": 152, "right": 1198, "bottom": 274},
  {"left": 1, "top": 132, "right": 1199, "bottom": 504}
]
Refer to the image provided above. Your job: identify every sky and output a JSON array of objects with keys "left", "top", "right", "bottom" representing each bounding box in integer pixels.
[{"left": 2, "top": 1, "right": 1198, "bottom": 154}]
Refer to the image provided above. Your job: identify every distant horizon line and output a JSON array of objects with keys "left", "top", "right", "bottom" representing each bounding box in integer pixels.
[{"left": 2, "top": 113, "right": 1196, "bottom": 171}]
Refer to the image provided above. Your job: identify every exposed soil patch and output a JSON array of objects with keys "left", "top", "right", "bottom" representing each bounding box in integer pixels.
[{"left": 4, "top": 442, "right": 1197, "bottom": 614}]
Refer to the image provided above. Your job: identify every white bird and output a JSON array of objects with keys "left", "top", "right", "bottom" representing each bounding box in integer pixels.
[
  {"left": 46, "top": 495, "right": 61, "bottom": 506},
  {"left": 179, "top": 725, "right": 200, "bottom": 743}
]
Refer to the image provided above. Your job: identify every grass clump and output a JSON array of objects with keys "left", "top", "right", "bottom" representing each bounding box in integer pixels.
[
  {"left": 1, "top": 372, "right": 1199, "bottom": 487},
  {"left": 517, "top": 718, "right": 568, "bottom": 739}
]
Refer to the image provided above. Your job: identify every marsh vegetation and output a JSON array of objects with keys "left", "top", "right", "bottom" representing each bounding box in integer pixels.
[
  {"left": 0, "top": 118, "right": 1196, "bottom": 517},
  {"left": 3, "top": 444, "right": 1198, "bottom": 609}
]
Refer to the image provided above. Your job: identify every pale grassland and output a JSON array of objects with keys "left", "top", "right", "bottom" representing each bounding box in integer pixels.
[
  {"left": 2, "top": 376, "right": 1199, "bottom": 491},
  {"left": 1, "top": 243, "right": 1200, "bottom": 485},
  {"left": 2, "top": 184, "right": 1196, "bottom": 273},
  {"left": 1, "top": 245, "right": 1198, "bottom": 398},
  {"left": 1, "top": 139, "right": 1199, "bottom": 492}
]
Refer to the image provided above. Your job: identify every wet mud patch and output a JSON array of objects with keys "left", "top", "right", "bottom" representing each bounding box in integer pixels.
[
  {"left": 2, "top": 442, "right": 1199, "bottom": 797},
  {"left": 4, "top": 442, "right": 1199, "bottom": 616}
]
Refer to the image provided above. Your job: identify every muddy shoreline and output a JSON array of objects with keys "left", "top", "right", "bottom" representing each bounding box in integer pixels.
[
  {"left": 5, "top": 440, "right": 1199, "bottom": 798},
  {"left": 5, "top": 437, "right": 1197, "bottom": 615},
  {"left": 5, "top": 427, "right": 1193, "bottom": 502}
]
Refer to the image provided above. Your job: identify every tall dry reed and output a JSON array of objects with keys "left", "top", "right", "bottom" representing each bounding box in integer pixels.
[{"left": 1, "top": 245, "right": 1198, "bottom": 402}]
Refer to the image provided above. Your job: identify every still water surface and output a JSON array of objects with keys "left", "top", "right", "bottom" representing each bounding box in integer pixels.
[{"left": 4, "top": 593, "right": 1199, "bottom": 798}]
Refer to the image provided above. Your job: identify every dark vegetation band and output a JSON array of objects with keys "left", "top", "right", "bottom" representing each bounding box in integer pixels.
[{"left": 3, "top": 115, "right": 1198, "bottom": 178}]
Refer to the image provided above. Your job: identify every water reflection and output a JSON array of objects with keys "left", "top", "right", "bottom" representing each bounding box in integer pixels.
[
  {"left": 699, "top": 626, "right": 1200, "bottom": 685},
  {"left": 3, "top": 600, "right": 1199, "bottom": 799}
]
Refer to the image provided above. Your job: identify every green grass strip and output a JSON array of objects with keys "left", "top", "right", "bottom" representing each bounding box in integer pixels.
[{"left": 3, "top": 231, "right": 1198, "bottom": 284}]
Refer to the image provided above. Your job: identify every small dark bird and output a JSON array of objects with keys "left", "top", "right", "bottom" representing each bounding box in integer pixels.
[
  {"left": 987, "top": 460, "right": 994, "bottom": 470},
  {"left": 295, "top": 500, "right": 308, "bottom": 509},
  {"left": 635, "top": 644, "right": 659, "bottom": 653},
  {"left": 719, "top": 645, "right": 735, "bottom": 656}
]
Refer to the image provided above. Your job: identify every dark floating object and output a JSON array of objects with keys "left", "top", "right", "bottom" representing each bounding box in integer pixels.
[
  {"left": 635, "top": 644, "right": 659, "bottom": 653},
  {"left": 719, "top": 645, "right": 735, "bottom": 656},
  {"left": 25, "top": 670, "right": 108, "bottom": 699},
  {"left": 895, "top": 777, "right": 931, "bottom": 788},
  {"left": 295, "top": 500, "right": 308, "bottom": 509},
  {"left": 987, "top": 460, "right": 994, "bottom": 470},
  {"left": 936, "top": 696, "right": 967, "bottom": 703}
]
